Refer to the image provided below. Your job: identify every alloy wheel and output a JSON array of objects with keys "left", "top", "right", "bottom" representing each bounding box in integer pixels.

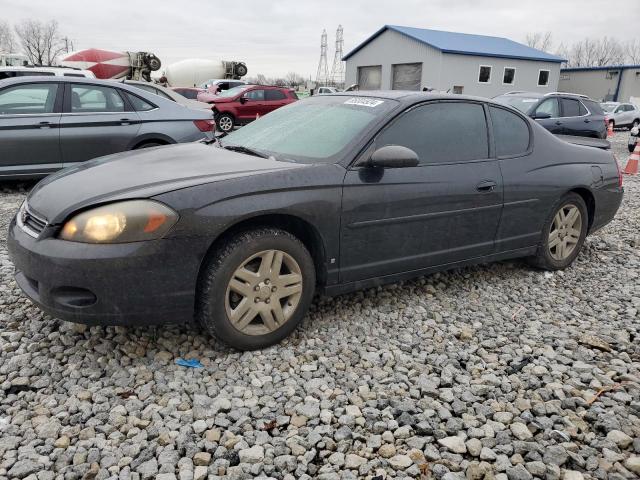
[
  {"left": 225, "top": 249, "right": 303, "bottom": 336},
  {"left": 219, "top": 116, "right": 233, "bottom": 132},
  {"left": 548, "top": 204, "right": 582, "bottom": 261}
]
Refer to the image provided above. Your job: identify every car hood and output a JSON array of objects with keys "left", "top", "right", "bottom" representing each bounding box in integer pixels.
[{"left": 27, "top": 142, "right": 305, "bottom": 224}]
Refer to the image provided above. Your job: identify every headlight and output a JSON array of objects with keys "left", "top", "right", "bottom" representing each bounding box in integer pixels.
[{"left": 60, "top": 200, "right": 178, "bottom": 243}]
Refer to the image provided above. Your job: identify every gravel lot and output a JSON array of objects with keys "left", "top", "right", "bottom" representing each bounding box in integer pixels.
[{"left": 0, "top": 133, "right": 638, "bottom": 480}]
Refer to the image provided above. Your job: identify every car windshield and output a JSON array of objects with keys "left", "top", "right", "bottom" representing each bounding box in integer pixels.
[
  {"left": 493, "top": 95, "right": 541, "bottom": 114},
  {"left": 220, "top": 95, "right": 397, "bottom": 164},
  {"left": 601, "top": 104, "right": 617, "bottom": 112},
  {"left": 216, "top": 86, "right": 248, "bottom": 98}
]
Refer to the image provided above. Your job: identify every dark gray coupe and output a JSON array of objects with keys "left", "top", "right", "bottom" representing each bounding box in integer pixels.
[{"left": 8, "top": 92, "right": 623, "bottom": 350}]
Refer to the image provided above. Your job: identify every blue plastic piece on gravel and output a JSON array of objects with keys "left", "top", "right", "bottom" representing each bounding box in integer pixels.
[{"left": 175, "top": 358, "right": 203, "bottom": 368}]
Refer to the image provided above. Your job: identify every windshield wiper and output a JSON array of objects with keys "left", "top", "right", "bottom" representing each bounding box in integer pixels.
[{"left": 223, "top": 144, "right": 269, "bottom": 159}]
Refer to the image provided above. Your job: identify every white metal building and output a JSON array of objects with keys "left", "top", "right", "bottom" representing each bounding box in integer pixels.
[
  {"left": 343, "top": 25, "right": 565, "bottom": 97},
  {"left": 558, "top": 65, "right": 640, "bottom": 103}
]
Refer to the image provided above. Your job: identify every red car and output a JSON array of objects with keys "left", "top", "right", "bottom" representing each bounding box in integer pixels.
[
  {"left": 171, "top": 87, "right": 217, "bottom": 104},
  {"left": 210, "top": 85, "right": 298, "bottom": 132}
]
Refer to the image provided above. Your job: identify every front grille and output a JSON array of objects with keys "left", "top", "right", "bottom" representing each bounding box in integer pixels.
[{"left": 18, "top": 203, "right": 48, "bottom": 238}]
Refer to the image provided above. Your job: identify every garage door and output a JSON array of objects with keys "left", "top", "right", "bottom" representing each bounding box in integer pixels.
[
  {"left": 358, "top": 65, "right": 382, "bottom": 90},
  {"left": 392, "top": 63, "right": 422, "bottom": 90}
]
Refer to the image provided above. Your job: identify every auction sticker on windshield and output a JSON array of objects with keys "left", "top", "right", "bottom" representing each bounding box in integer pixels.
[{"left": 344, "top": 98, "right": 384, "bottom": 107}]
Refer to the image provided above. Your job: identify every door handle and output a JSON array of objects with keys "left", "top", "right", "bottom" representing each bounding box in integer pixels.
[
  {"left": 584, "top": 119, "right": 590, "bottom": 123},
  {"left": 38, "top": 121, "right": 52, "bottom": 129},
  {"left": 476, "top": 180, "right": 497, "bottom": 192},
  {"left": 555, "top": 121, "right": 562, "bottom": 125},
  {"left": 120, "top": 118, "right": 131, "bottom": 125}
]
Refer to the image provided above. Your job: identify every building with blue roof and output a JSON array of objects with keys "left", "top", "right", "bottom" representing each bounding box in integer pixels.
[{"left": 343, "top": 25, "right": 566, "bottom": 97}]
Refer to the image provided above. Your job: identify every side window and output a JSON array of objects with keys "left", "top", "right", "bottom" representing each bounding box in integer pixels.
[
  {"left": 538, "top": 70, "right": 550, "bottom": 86},
  {"left": 123, "top": 92, "right": 155, "bottom": 111},
  {"left": 245, "top": 89, "right": 265, "bottom": 101},
  {"left": 70, "top": 84, "right": 125, "bottom": 113},
  {"left": 561, "top": 98, "right": 581, "bottom": 117},
  {"left": 218, "top": 82, "right": 230, "bottom": 91},
  {"left": 0, "top": 83, "right": 59, "bottom": 114},
  {"left": 377, "top": 102, "right": 488, "bottom": 165},
  {"left": 265, "top": 89, "right": 287, "bottom": 101},
  {"left": 503, "top": 67, "right": 516, "bottom": 85},
  {"left": 489, "top": 106, "right": 530, "bottom": 157},
  {"left": 180, "top": 89, "right": 197, "bottom": 100},
  {"left": 534, "top": 98, "right": 559, "bottom": 117},
  {"left": 478, "top": 65, "right": 492, "bottom": 83}
]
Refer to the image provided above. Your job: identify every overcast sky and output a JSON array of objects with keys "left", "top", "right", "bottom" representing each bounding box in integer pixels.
[{"left": 2, "top": 0, "right": 637, "bottom": 78}]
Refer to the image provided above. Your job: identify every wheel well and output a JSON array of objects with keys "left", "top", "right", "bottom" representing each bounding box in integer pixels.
[
  {"left": 133, "top": 139, "right": 169, "bottom": 149},
  {"left": 198, "top": 214, "right": 327, "bottom": 286},
  {"left": 570, "top": 188, "right": 595, "bottom": 231}
]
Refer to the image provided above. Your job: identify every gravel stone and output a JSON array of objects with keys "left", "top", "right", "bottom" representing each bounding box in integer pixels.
[{"left": 438, "top": 436, "right": 467, "bottom": 454}]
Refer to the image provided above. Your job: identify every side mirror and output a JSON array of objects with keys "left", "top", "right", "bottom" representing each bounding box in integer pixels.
[
  {"left": 531, "top": 111, "right": 551, "bottom": 119},
  {"left": 365, "top": 145, "right": 419, "bottom": 168}
]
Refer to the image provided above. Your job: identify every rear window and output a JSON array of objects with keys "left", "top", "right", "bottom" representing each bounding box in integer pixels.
[
  {"left": 123, "top": 92, "right": 155, "bottom": 111},
  {"left": 265, "top": 89, "right": 286, "bottom": 101},
  {"left": 561, "top": 98, "right": 581, "bottom": 117},
  {"left": 489, "top": 106, "right": 530, "bottom": 157},
  {"left": 586, "top": 101, "right": 605, "bottom": 115}
]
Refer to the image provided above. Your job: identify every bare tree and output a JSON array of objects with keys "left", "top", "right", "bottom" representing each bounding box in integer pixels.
[
  {"left": 285, "top": 72, "right": 305, "bottom": 88},
  {"left": 624, "top": 39, "right": 640, "bottom": 64},
  {"left": 0, "top": 20, "right": 15, "bottom": 53},
  {"left": 525, "top": 32, "right": 553, "bottom": 52},
  {"left": 563, "top": 37, "right": 626, "bottom": 67},
  {"left": 15, "top": 19, "right": 66, "bottom": 65}
]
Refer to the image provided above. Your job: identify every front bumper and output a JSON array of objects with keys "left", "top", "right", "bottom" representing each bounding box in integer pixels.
[{"left": 7, "top": 217, "right": 209, "bottom": 326}]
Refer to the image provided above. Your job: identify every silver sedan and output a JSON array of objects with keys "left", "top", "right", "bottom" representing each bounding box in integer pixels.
[{"left": 0, "top": 76, "right": 216, "bottom": 179}]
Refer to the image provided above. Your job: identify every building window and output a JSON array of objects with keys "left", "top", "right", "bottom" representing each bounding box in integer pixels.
[
  {"left": 478, "top": 65, "right": 492, "bottom": 83},
  {"left": 503, "top": 67, "right": 516, "bottom": 85},
  {"left": 538, "top": 69, "right": 550, "bottom": 86},
  {"left": 358, "top": 65, "right": 382, "bottom": 90},
  {"left": 453, "top": 86, "right": 464, "bottom": 94},
  {"left": 391, "top": 63, "right": 422, "bottom": 90}
]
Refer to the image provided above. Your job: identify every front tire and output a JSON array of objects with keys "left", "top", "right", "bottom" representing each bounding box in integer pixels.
[
  {"left": 529, "top": 193, "right": 588, "bottom": 270},
  {"left": 196, "top": 228, "right": 315, "bottom": 350},
  {"left": 216, "top": 113, "right": 235, "bottom": 133}
]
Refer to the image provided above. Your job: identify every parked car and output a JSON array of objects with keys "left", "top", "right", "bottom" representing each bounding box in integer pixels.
[
  {"left": 0, "top": 76, "right": 215, "bottom": 179},
  {"left": 8, "top": 92, "right": 623, "bottom": 350},
  {"left": 171, "top": 87, "right": 217, "bottom": 104},
  {"left": 122, "top": 80, "right": 212, "bottom": 112},
  {"left": 601, "top": 102, "right": 640, "bottom": 129},
  {"left": 0, "top": 65, "right": 95, "bottom": 80},
  {"left": 210, "top": 85, "right": 298, "bottom": 132},
  {"left": 316, "top": 86, "right": 340, "bottom": 94},
  {"left": 493, "top": 92, "right": 607, "bottom": 139},
  {"left": 200, "top": 79, "right": 246, "bottom": 94},
  {"left": 629, "top": 126, "right": 639, "bottom": 152}
]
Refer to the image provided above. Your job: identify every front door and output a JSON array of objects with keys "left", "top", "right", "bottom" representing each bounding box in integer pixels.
[
  {"left": 340, "top": 101, "right": 503, "bottom": 283},
  {"left": 0, "top": 82, "right": 62, "bottom": 177},
  {"left": 240, "top": 89, "right": 266, "bottom": 121},
  {"left": 59, "top": 83, "right": 141, "bottom": 165},
  {"left": 532, "top": 97, "right": 562, "bottom": 134}
]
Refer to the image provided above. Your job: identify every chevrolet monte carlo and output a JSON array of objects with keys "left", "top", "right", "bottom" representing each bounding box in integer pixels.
[{"left": 8, "top": 92, "right": 623, "bottom": 350}]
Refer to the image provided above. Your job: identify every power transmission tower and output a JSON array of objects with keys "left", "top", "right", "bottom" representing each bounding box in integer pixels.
[
  {"left": 329, "top": 25, "right": 345, "bottom": 88},
  {"left": 315, "top": 29, "right": 328, "bottom": 87}
]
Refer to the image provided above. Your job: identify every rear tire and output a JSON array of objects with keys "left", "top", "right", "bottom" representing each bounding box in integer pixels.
[
  {"left": 216, "top": 113, "right": 235, "bottom": 133},
  {"left": 529, "top": 193, "right": 588, "bottom": 271},
  {"left": 196, "top": 228, "right": 315, "bottom": 350}
]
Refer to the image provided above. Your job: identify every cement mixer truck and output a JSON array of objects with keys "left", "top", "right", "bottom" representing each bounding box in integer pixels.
[
  {"left": 163, "top": 58, "right": 248, "bottom": 87},
  {"left": 60, "top": 49, "right": 247, "bottom": 87}
]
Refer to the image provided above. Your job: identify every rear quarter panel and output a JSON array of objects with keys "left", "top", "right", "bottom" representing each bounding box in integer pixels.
[{"left": 496, "top": 123, "right": 622, "bottom": 252}]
